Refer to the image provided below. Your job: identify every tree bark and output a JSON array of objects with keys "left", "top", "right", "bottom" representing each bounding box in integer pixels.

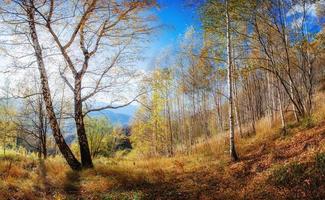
[
  {"left": 74, "top": 74, "right": 93, "bottom": 168},
  {"left": 277, "top": 82, "right": 286, "bottom": 134},
  {"left": 226, "top": 0, "right": 239, "bottom": 161},
  {"left": 166, "top": 92, "right": 173, "bottom": 156},
  {"left": 233, "top": 79, "right": 243, "bottom": 137},
  {"left": 38, "top": 97, "right": 47, "bottom": 159},
  {"left": 25, "top": 0, "right": 81, "bottom": 170},
  {"left": 214, "top": 93, "right": 224, "bottom": 132}
]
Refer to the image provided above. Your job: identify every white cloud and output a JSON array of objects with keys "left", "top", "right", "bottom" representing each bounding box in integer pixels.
[
  {"left": 291, "top": 16, "right": 304, "bottom": 29},
  {"left": 287, "top": 1, "right": 318, "bottom": 17}
]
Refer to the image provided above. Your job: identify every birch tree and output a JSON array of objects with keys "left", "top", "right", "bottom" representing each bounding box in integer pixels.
[{"left": 0, "top": 0, "right": 155, "bottom": 169}]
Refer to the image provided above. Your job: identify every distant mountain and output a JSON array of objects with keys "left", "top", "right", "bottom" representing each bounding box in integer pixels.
[
  {"left": 92, "top": 103, "right": 138, "bottom": 115},
  {"left": 89, "top": 103, "right": 138, "bottom": 126},
  {"left": 1, "top": 98, "right": 138, "bottom": 127},
  {"left": 64, "top": 105, "right": 137, "bottom": 144},
  {"left": 89, "top": 109, "right": 131, "bottom": 126},
  {"left": 63, "top": 108, "right": 133, "bottom": 145},
  {"left": 64, "top": 134, "right": 76, "bottom": 145}
]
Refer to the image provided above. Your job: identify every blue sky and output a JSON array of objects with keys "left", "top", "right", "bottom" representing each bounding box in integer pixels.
[
  {"left": 142, "top": 0, "right": 202, "bottom": 70},
  {"left": 154, "top": 0, "right": 201, "bottom": 45},
  {"left": 141, "top": 0, "right": 324, "bottom": 71}
]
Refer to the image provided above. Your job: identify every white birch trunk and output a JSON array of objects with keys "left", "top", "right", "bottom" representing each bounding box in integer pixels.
[{"left": 226, "top": 0, "right": 238, "bottom": 161}]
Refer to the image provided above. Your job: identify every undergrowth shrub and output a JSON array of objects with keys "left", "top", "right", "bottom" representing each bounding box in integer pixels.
[
  {"left": 300, "top": 116, "right": 316, "bottom": 129},
  {"left": 269, "top": 153, "right": 325, "bottom": 198},
  {"left": 269, "top": 162, "right": 307, "bottom": 187},
  {"left": 315, "top": 152, "right": 325, "bottom": 174}
]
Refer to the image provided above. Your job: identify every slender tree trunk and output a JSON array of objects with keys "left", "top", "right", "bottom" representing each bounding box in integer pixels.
[
  {"left": 181, "top": 92, "right": 187, "bottom": 152},
  {"left": 38, "top": 141, "right": 42, "bottom": 159},
  {"left": 232, "top": 43, "right": 243, "bottom": 137},
  {"left": 155, "top": 120, "right": 158, "bottom": 156},
  {"left": 267, "top": 71, "right": 274, "bottom": 127},
  {"left": 250, "top": 78, "right": 257, "bottom": 134},
  {"left": 233, "top": 80, "right": 243, "bottom": 137},
  {"left": 305, "top": 47, "right": 314, "bottom": 116},
  {"left": 246, "top": 83, "right": 256, "bottom": 135},
  {"left": 277, "top": 83, "right": 286, "bottom": 134},
  {"left": 226, "top": 0, "right": 238, "bottom": 161},
  {"left": 176, "top": 93, "right": 183, "bottom": 152},
  {"left": 202, "top": 91, "right": 211, "bottom": 138},
  {"left": 166, "top": 93, "right": 173, "bottom": 156},
  {"left": 74, "top": 75, "right": 93, "bottom": 168},
  {"left": 214, "top": 93, "right": 224, "bottom": 132},
  {"left": 42, "top": 133, "right": 47, "bottom": 159},
  {"left": 271, "top": 72, "right": 277, "bottom": 125},
  {"left": 279, "top": 0, "right": 299, "bottom": 122},
  {"left": 190, "top": 92, "right": 195, "bottom": 150},
  {"left": 38, "top": 98, "right": 47, "bottom": 159},
  {"left": 25, "top": 0, "right": 81, "bottom": 170},
  {"left": 56, "top": 81, "right": 66, "bottom": 155}
]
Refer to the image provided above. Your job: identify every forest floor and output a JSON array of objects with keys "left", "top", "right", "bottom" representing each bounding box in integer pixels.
[
  {"left": 0, "top": 119, "right": 324, "bottom": 200},
  {"left": 1, "top": 94, "right": 325, "bottom": 200}
]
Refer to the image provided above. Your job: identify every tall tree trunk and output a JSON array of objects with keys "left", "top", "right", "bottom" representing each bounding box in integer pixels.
[
  {"left": 42, "top": 133, "right": 47, "bottom": 159},
  {"left": 25, "top": 0, "right": 81, "bottom": 170},
  {"left": 277, "top": 83, "right": 286, "bottom": 134},
  {"left": 202, "top": 91, "right": 211, "bottom": 139},
  {"left": 214, "top": 93, "right": 224, "bottom": 132},
  {"left": 176, "top": 93, "right": 184, "bottom": 152},
  {"left": 38, "top": 98, "right": 47, "bottom": 159},
  {"left": 74, "top": 75, "right": 93, "bottom": 168},
  {"left": 233, "top": 80, "right": 243, "bottom": 137},
  {"left": 154, "top": 119, "right": 158, "bottom": 156},
  {"left": 226, "top": 0, "right": 238, "bottom": 161},
  {"left": 270, "top": 71, "right": 277, "bottom": 125},
  {"left": 246, "top": 79, "right": 256, "bottom": 135},
  {"left": 56, "top": 81, "right": 66, "bottom": 155},
  {"left": 166, "top": 92, "right": 173, "bottom": 156},
  {"left": 250, "top": 78, "right": 257, "bottom": 134},
  {"left": 267, "top": 71, "right": 274, "bottom": 127},
  {"left": 181, "top": 92, "right": 187, "bottom": 152},
  {"left": 189, "top": 92, "right": 195, "bottom": 150},
  {"left": 279, "top": 0, "right": 299, "bottom": 122}
]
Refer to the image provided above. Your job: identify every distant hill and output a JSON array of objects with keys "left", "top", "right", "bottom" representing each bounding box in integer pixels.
[
  {"left": 1, "top": 98, "right": 138, "bottom": 126},
  {"left": 88, "top": 103, "right": 138, "bottom": 126},
  {"left": 1, "top": 99, "right": 137, "bottom": 145},
  {"left": 64, "top": 104, "right": 138, "bottom": 144},
  {"left": 89, "top": 110, "right": 131, "bottom": 126}
]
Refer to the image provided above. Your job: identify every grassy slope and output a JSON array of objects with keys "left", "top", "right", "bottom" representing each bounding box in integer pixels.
[{"left": 0, "top": 94, "right": 324, "bottom": 200}]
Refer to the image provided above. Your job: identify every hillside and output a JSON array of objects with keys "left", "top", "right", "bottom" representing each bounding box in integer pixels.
[
  {"left": 0, "top": 115, "right": 324, "bottom": 200},
  {"left": 89, "top": 110, "right": 132, "bottom": 126},
  {"left": 89, "top": 104, "right": 137, "bottom": 126},
  {"left": 0, "top": 1, "right": 323, "bottom": 199}
]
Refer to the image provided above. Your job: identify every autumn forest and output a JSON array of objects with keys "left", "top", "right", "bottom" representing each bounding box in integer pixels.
[{"left": 0, "top": 0, "right": 324, "bottom": 199}]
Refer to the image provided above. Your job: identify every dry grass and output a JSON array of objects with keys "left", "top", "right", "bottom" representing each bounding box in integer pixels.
[
  {"left": 0, "top": 122, "right": 323, "bottom": 200},
  {"left": 0, "top": 93, "right": 324, "bottom": 199},
  {"left": 313, "top": 92, "right": 325, "bottom": 122}
]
